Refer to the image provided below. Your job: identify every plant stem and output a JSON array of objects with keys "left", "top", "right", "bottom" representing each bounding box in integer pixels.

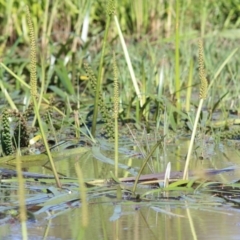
[
  {"left": 16, "top": 151, "right": 28, "bottom": 240},
  {"left": 183, "top": 99, "right": 204, "bottom": 180},
  {"left": 114, "top": 116, "right": 119, "bottom": 177},
  {"left": 132, "top": 140, "right": 162, "bottom": 195},
  {"left": 33, "top": 98, "right": 62, "bottom": 188},
  {"left": 175, "top": 0, "right": 180, "bottom": 119},
  {"left": 114, "top": 15, "right": 143, "bottom": 107},
  {"left": 91, "top": 15, "right": 111, "bottom": 136},
  {"left": 75, "top": 162, "right": 88, "bottom": 227}
]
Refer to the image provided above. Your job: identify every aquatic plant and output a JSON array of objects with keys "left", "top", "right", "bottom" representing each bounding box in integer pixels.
[
  {"left": 183, "top": 40, "right": 208, "bottom": 180},
  {"left": 13, "top": 111, "right": 30, "bottom": 148},
  {"left": 0, "top": 0, "right": 240, "bottom": 239},
  {"left": 175, "top": 0, "right": 180, "bottom": 116},
  {"left": 113, "top": 52, "right": 119, "bottom": 177},
  {"left": 0, "top": 109, "right": 30, "bottom": 156},
  {"left": 91, "top": 0, "right": 116, "bottom": 136},
  {"left": 26, "top": 5, "right": 61, "bottom": 188},
  {"left": 1, "top": 109, "right": 14, "bottom": 156},
  {"left": 83, "top": 62, "right": 114, "bottom": 138}
]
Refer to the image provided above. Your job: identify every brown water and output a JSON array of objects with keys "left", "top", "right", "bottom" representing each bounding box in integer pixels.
[
  {"left": 1, "top": 199, "right": 240, "bottom": 240},
  {"left": 1, "top": 139, "right": 240, "bottom": 239}
]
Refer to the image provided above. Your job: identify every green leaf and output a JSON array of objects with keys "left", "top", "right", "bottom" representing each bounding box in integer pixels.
[{"left": 55, "top": 61, "right": 74, "bottom": 94}]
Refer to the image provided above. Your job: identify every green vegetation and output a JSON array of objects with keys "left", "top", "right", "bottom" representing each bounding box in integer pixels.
[{"left": 0, "top": 0, "right": 240, "bottom": 239}]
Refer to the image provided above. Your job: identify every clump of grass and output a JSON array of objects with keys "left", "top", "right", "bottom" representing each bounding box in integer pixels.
[{"left": 183, "top": 39, "right": 208, "bottom": 180}]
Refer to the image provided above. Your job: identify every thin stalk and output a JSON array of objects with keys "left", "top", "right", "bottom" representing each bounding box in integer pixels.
[
  {"left": 136, "top": 101, "right": 140, "bottom": 124},
  {"left": 183, "top": 99, "right": 204, "bottom": 180},
  {"left": 114, "top": 219, "right": 120, "bottom": 240},
  {"left": 113, "top": 51, "right": 119, "bottom": 177},
  {"left": 33, "top": 98, "right": 62, "bottom": 187},
  {"left": 163, "top": 162, "right": 171, "bottom": 188},
  {"left": 91, "top": 14, "right": 111, "bottom": 136},
  {"left": 75, "top": 162, "right": 88, "bottom": 227},
  {"left": 16, "top": 151, "right": 28, "bottom": 240},
  {"left": 141, "top": 62, "right": 147, "bottom": 119},
  {"left": 175, "top": 0, "right": 180, "bottom": 117},
  {"left": 46, "top": 0, "right": 59, "bottom": 41},
  {"left": 41, "top": 0, "right": 50, "bottom": 52},
  {"left": 38, "top": 56, "right": 46, "bottom": 110},
  {"left": 72, "top": 0, "right": 89, "bottom": 51},
  {"left": 74, "top": 110, "right": 80, "bottom": 138},
  {"left": 0, "top": 81, "right": 17, "bottom": 110},
  {"left": 200, "top": 0, "right": 207, "bottom": 38},
  {"left": 183, "top": 40, "right": 208, "bottom": 179},
  {"left": 185, "top": 59, "right": 193, "bottom": 112},
  {"left": 186, "top": 202, "right": 198, "bottom": 240},
  {"left": 114, "top": 15, "right": 143, "bottom": 107},
  {"left": 98, "top": 205, "right": 108, "bottom": 240},
  {"left": 132, "top": 140, "right": 162, "bottom": 195},
  {"left": 31, "top": 55, "right": 46, "bottom": 127},
  {"left": 42, "top": 219, "right": 52, "bottom": 240},
  {"left": 114, "top": 116, "right": 119, "bottom": 177}
]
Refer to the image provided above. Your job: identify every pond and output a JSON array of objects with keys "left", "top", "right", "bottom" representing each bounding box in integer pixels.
[
  {"left": 3, "top": 199, "right": 240, "bottom": 240},
  {"left": 0, "top": 137, "right": 240, "bottom": 240}
]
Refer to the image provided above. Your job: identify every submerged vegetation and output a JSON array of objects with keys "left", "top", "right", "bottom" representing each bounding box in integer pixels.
[{"left": 0, "top": 0, "right": 240, "bottom": 239}]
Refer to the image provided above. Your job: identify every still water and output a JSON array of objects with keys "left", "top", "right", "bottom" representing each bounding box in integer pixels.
[
  {"left": 1, "top": 199, "right": 240, "bottom": 240},
  {"left": 0, "top": 139, "right": 240, "bottom": 240}
]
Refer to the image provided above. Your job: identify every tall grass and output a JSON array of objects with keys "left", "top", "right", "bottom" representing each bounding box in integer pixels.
[
  {"left": 91, "top": 0, "right": 114, "bottom": 136},
  {"left": 16, "top": 152, "right": 28, "bottom": 240},
  {"left": 26, "top": 6, "right": 61, "bottom": 188},
  {"left": 175, "top": 0, "right": 181, "bottom": 116},
  {"left": 0, "top": 1, "right": 240, "bottom": 238},
  {"left": 183, "top": 40, "right": 208, "bottom": 180},
  {"left": 113, "top": 52, "right": 119, "bottom": 177}
]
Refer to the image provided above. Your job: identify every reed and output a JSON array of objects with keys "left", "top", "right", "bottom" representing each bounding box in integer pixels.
[
  {"left": 113, "top": 52, "right": 119, "bottom": 177},
  {"left": 91, "top": 0, "right": 115, "bottom": 136},
  {"left": 26, "top": 5, "right": 61, "bottom": 188},
  {"left": 113, "top": 6, "right": 143, "bottom": 107},
  {"left": 1, "top": 108, "right": 30, "bottom": 156},
  {"left": 16, "top": 151, "right": 28, "bottom": 240},
  {"left": 1, "top": 109, "right": 14, "bottom": 156},
  {"left": 83, "top": 62, "right": 114, "bottom": 138},
  {"left": 183, "top": 39, "right": 208, "bottom": 180},
  {"left": 75, "top": 162, "right": 88, "bottom": 227},
  {"left": 13, "top": 111, "right": 29, "bottom": 149},
  {"left": 185, "top": 60, "right": 193, "bottom": 112},
  {"left": 132, "top": 140, "right": 162, "bottom": 196},
  {"left": 175, "top": 0, "right": 181, "bottom": 117}
]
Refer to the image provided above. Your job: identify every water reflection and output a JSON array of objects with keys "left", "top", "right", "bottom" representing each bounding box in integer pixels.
[
  {"left": 2, "top": 198, "right": 239, "bottom": 240},
  {"left": 1, "top": 140, "right": 240, "bottom": 239}
]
